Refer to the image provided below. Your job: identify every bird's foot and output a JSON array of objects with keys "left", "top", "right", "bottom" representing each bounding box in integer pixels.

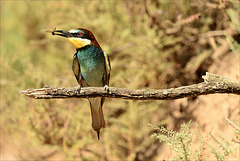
[
  {"left": 76, "top": 85, "right": 81, "bottom": 94},
  {"left": 104, "top": 85, "right": 109, "bottom": 92}
]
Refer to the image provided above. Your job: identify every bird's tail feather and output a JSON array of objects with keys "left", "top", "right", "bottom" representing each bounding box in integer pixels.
[{"left": 89, "top": 98, "right": 106, "bottom": 140}]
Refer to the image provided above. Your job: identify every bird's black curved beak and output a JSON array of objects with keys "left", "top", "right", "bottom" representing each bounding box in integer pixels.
[{"left": 52, "top": 30, "right": 72, "bottom": 38}]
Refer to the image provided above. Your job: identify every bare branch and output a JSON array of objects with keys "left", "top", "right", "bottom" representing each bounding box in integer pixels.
[{"left": 20, "top": 73, "right": 240, "bottom": 100}]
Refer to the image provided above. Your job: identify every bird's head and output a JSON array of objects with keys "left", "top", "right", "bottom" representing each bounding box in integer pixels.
[{"left": 52, "top": 28, "right": 101, "bottom": 49}]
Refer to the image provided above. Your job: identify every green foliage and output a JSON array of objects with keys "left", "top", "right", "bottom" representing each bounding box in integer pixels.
[
  {"left": 193, "top": 123, "right": 205, "bottom": 161},
  {"left": 151, "top": 120, "right": 240, "bottom": 161},
  {"left": 151, "top": 120, "right": 193, "bottom": 161},
  {"left": 206, "top": 119, "right": 240, "bottom": 161},
  {"left": 207, "top": 133, "right": 233, "bottom": 161}
]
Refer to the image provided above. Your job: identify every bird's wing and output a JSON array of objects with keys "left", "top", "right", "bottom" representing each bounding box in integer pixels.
[
  {"left": 103, "top": 51, "right": 111, "bottom": 86},
  {"left": 72, "top": 53, "right": 81, "bottom": 84}
]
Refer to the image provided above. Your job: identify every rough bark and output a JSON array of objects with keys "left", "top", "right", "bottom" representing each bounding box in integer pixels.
[{"left": 20, "top": 73, "right": 240, "bottom": 100}]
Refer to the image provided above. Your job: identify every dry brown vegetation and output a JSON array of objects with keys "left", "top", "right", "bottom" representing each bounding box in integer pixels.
[{"left": 1, "top": 0, "right": 239, "bottom": 160}]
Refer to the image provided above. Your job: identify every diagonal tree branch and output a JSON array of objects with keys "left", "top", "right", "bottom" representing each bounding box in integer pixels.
[{"left": 20, "top": 73, "right": 240, "bottom": 100}]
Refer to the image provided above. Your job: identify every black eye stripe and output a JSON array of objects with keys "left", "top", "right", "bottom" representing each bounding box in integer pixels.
[{"left": 72, "top": 33, "right": 91, "bottom": 40}]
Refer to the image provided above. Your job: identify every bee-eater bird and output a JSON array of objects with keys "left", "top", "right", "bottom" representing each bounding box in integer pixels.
[{"left": 51, "top": 28, "right": 111, "bottom": 140}]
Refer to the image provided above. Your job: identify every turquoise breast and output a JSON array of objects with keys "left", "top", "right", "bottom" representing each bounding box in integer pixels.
[{"left": 76, "top": 44, "right": 106, "bottom": 87}]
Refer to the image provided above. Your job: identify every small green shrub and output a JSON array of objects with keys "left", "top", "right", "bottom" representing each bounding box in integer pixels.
[{"left": 151, "top": 119, "right": 240, "bottom": 161}]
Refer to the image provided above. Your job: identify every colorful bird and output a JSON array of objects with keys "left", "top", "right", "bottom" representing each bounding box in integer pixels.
[{"left": 51, "top": 28, "right": 111, "bottom": 140}]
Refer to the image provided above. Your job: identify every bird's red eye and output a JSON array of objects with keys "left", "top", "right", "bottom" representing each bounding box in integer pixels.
[{"left": 77, "top": 33, "right": 81, "bottom": 36}]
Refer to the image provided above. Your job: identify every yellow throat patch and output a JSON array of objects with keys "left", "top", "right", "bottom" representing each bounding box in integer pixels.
[{"left": 67, "top": 37, "right": 91, "bottom": 49}]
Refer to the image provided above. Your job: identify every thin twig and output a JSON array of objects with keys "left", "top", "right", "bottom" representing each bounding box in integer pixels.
[{"left": 225, "top": 117, "right": 240, "bottom": 131}]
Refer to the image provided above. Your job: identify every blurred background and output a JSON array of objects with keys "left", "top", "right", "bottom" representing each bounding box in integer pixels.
[{"left": 1, "top": 0, "right": 239, "bottom": 160}]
